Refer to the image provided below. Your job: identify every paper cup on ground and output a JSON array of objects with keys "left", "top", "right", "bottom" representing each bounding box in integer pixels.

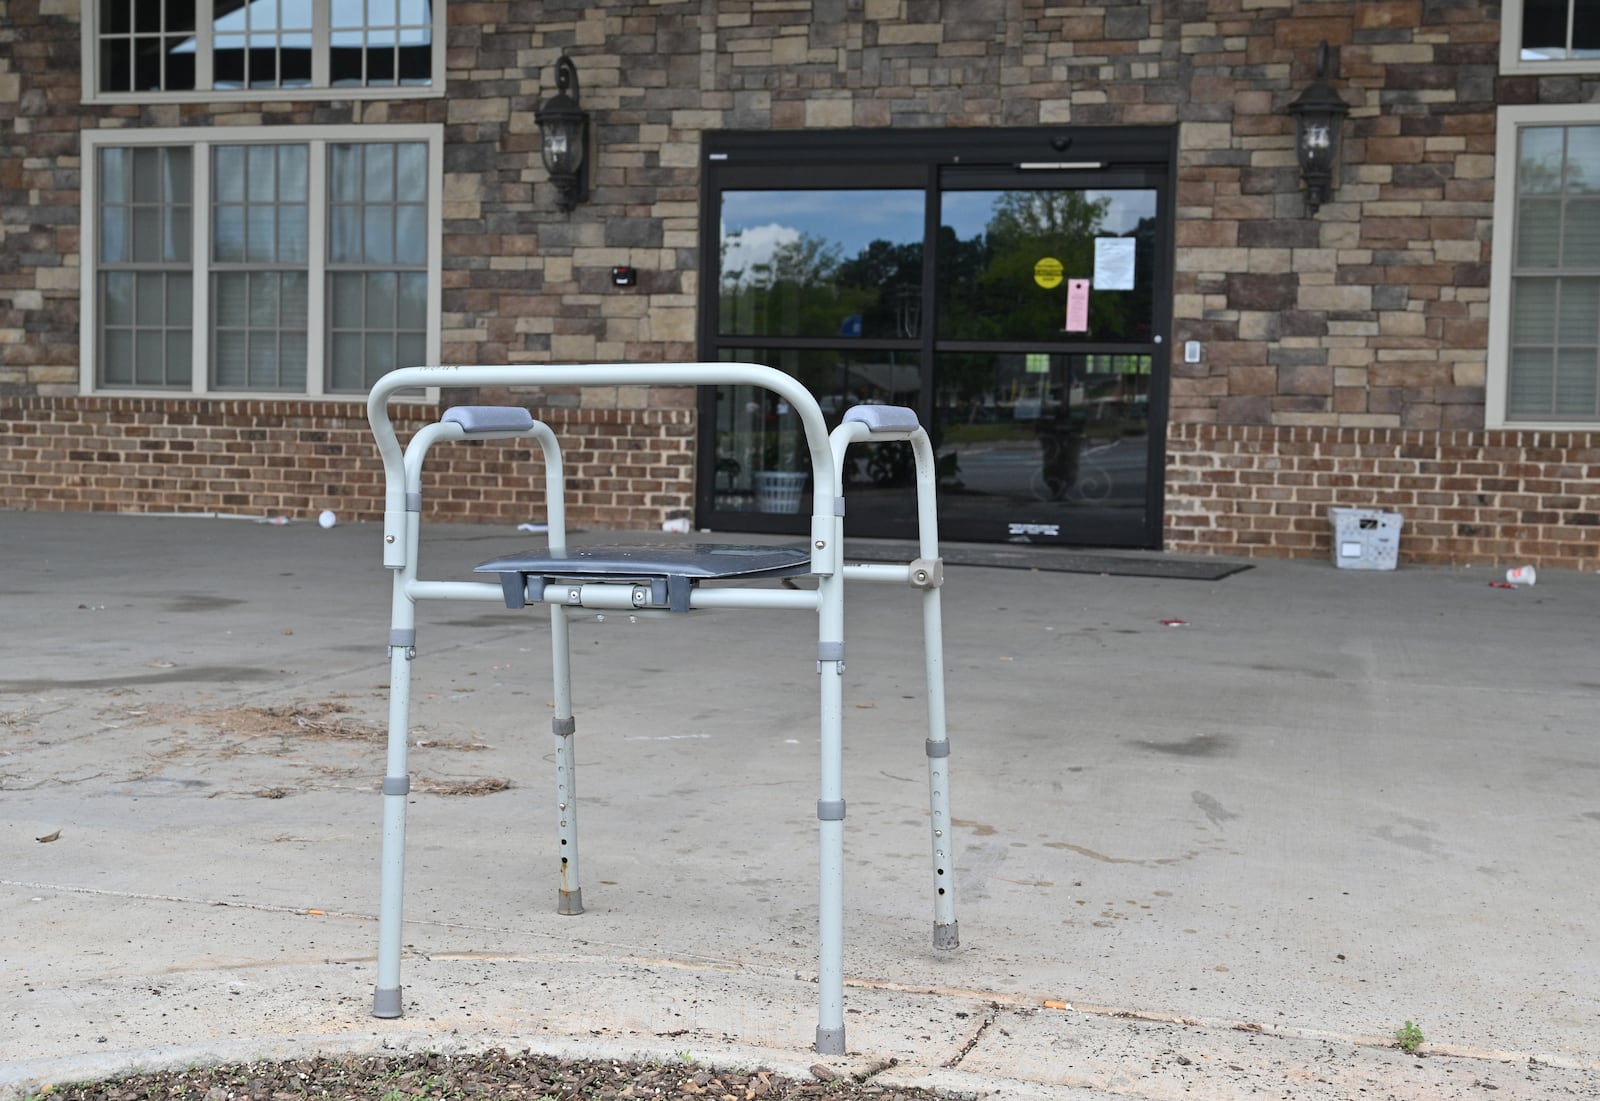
[{"left": 1505, "top": 565, "right": 1536, "bottom": 586}]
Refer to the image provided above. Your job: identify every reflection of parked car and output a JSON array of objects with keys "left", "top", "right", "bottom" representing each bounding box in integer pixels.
[{"left": 1012, "top": 396, "right": 1061, "bottom": 422}]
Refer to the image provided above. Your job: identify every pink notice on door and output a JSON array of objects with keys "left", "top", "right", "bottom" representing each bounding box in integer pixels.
[{"left": 1064, "top": 278, "right": 1090, "bottom": 332}]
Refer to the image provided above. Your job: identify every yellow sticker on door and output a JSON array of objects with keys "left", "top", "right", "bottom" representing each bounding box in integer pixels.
[{"left": 1033, "top": 257, "right": 1064, "bottom": 289}]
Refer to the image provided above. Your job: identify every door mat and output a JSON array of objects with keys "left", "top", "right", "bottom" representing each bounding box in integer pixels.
[{"left": 844, "top": 540, "right": 1253, "bottom": 581}]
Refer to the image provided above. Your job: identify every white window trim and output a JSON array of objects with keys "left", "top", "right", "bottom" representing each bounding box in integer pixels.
[
  {"left": 80, "top": 123, "right": 444, "bottom": 402},
  {"left": 1500, "top": 0, "right": 1600, "bottom": 75},
  {"left": 81, "top": 1, "right": 447, "bottom": 105},
  {"left": 1486, "top": 103, "right": 1600, "bottom": 429}
]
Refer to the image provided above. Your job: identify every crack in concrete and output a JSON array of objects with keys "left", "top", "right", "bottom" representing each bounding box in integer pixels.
[{"left": 941, "top": 1003, "right": 999, "bottom": 1069}]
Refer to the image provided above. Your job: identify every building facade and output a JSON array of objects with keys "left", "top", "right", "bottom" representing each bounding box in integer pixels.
[{"left": 2, "top": 0, "right": 1599, "bottom": 566}]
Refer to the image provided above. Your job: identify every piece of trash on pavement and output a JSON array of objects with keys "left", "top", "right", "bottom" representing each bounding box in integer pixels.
[
  {"left": 516, "top": 522, "right": 549, "bottom": 533},
  {"left": 35, "top": 829, "right": 61, "bottom": 843},
  {"left": 1044, "top": 999, "right": 1073, "bottom": 1010},
  {"left": 660, "top": 516, "right": 691, "bottom": 533},
  {"left": 1505, "top": 565, "right": 1537, "bottom": 586},
  {"left": 262, "top": 516, "right": 289, "bottom": 526},
  {"left": 1488, "top": 581, "right": 1513, "bottom": 589},
  {"left": 318, "top": 509, "right": 337, "bottom": 529},
  {"left": 1160, "top": 619, "right": 1187, "bottom": 627}
]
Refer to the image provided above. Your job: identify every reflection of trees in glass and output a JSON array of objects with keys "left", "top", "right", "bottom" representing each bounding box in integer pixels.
[
  {"left": 938, "top": 191, "right": 1154, "bottom": 343},
  {"left": 835, "top": 240, "right": 922, "bottom": 337},
  {"left": 720, "top": 225, "right": 923, "bottom": 339},
  {"left": 719, "top": 230, "right": 848, "bottom": 336}
]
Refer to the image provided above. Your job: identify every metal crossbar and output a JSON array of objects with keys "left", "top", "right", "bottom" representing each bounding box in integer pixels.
[{"left": 366, "top": 363, "right": 956, "bottom": 1055}]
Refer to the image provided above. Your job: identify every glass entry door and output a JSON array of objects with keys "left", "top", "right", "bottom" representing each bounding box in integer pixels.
[
  {"left": 698, "top": 129, "right": 1174, "bottom": 548},
  {"left": 930, "top": 175, "right": 1162, "bottom": 545}
]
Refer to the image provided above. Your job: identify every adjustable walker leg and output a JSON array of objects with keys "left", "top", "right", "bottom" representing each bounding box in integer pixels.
[
  {"left": 922, "top": 584, "right": 959, "bottom": 949},
  {"left": 550, "top": 603, "right": 583, "bottom": 915},
  {"left": 374, "top": 618, "right": 417, "bottom": 1017},
  {"left": 815, "top": 575, "right": 847, "bottom": 1056}
]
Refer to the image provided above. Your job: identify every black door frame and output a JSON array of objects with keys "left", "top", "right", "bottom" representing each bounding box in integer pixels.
[{"left": 696, "top": 126, "right": 1177, "bottom": 548}]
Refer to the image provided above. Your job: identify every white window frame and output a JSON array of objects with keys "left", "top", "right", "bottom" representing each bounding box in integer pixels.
[
  {"left": 81, "top": 0, "right": 447, "bottom": 105},
  {"left": 1500, "top": 0, "right": 1600, "bottom": 75},
  {"left": 80, "top": 123, "right": 444, "bottom": 401},
  {"left": 1486, "top": 103, "right": 1600, "bottom": 428}
]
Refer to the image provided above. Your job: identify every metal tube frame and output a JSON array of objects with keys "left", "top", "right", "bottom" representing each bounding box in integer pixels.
[{"left": 366, "top": 364, "right": 955, "bottom": 1054}]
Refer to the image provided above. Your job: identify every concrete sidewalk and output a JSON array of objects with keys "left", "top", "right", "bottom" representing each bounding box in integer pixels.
[{"left": 2, "top": 511, "right": 1597, "bottom": 1099}]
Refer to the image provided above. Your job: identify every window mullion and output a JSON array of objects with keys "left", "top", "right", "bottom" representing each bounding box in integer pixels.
[
  {"left": 312, "top": 0, "right": 330, "bottom": 90},
  {"left": 195, "top": 0, "right": 214, "bottom": 91},
  {"left": 306, "top": 139, "right": 328, "bottom": 398},
  {"left": 192, "top": 140, "right": 211, "bottom": 394}
]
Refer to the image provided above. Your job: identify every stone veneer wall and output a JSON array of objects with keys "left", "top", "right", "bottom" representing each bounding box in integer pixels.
[{"left": 2, "top": 0, "right": 1598, "bottom": 565}]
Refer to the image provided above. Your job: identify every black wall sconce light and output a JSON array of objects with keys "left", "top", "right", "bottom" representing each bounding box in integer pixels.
[
  {"left": 1286, "top": 41, "right": 1350, "bottom": 215},
  {"left": 536, "top": 56, "right": 589, "bottom": 213}
]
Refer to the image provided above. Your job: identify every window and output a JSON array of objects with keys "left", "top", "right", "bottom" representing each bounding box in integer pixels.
[
  {"left": 81, "top": 125, "right": 442, "bottom": 398},
  {"left": 84, "top": 0, "right": 444, "bottom": 102},
  {"left": 1488, "top": 106, "right": 1600, "bottom": 426},
  {"left": 1501, "top": 0, "right": 1600, "bottom": 74}
]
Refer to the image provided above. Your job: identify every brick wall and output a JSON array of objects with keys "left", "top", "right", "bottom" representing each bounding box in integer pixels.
[
  {"left": 0, "top": 397, "right": 694, "bottom": 528},
  {"left": 1168, "top": 424, "right": 1600, "bottom": 568}
]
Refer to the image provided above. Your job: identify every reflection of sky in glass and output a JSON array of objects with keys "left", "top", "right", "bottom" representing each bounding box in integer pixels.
[
  {"left": 172, "top": 0, "right": 431, "bottom": 51},
  {"left": 720, "top": 189, "right": 923, "bottom": 276},
  {"left": 940, "top": 190, "right": 1153, "bottom": 238}
]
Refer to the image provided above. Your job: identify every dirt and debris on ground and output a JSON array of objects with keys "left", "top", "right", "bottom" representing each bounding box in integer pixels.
[{"left": 25, "top": 1049, "right": 943, "bottom": 1101}]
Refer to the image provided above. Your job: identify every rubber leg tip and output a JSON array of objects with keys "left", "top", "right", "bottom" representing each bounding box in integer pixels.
[
  {"left": 815, "top": 1026, "right": 846, "bottom": 1055},
  {"left": 933, "top": 921, "right": 960, "bottom": 950},
  {"left": 558, "top": 888, "right": 584, "bottom": 916},
  {"left": 373, "top": 987, "right": 403, "bottom": 1018}
]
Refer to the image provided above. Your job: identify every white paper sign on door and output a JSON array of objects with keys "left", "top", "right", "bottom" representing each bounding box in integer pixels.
[{"left": 1093, "top": 237, "right": 1136, "bottom": 291}]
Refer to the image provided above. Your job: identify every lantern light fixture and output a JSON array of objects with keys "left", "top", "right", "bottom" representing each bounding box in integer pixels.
[
  {"left": 536, "top": 56, "right": 589, "bottom": 213},
  {"left": 1286, "top": 41, "right": 1350, "bottom": 216}
]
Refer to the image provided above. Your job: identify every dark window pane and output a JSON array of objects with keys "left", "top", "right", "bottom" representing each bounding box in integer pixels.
[
  {"left": 101, "top": 38, "right": 132, "bottom": 92},
  {"left": 367, "top": 43, "right": 395, "bottom": 84},
  {"left": 718, "top": 189, "right": 924, "bottom": 339},
  {"left": 1522, "top": 0, "right": 1569, "bottom": 56},
  {"left": 133, "top": 0, "right": 161, "bottom": 33},
  {"left": 102, "top": 0, "right": 131, "bottom": 35},
  {"left": 132, "top": 37, "right": 166, "bottom": 90},
  {"left": 281, "top": 32, "right": 312, "bottom": 85},
  {"left": 215, "top": 33, "right": 245, "bottom": 87},
  {"left": 1578, "top": 0, "right": 1600, "bottom": 52},
  {"left": 248, "top": 37, "right": 279, "bottom": 86},
  {"left": 397, "top": 43, "right": 430, "bottom": 85},
  {"left": 330, "top": 30, "right": 364, "bottom": 84},
  {"left": 163, "top": 38, "right": 196, "bottom": 90}
]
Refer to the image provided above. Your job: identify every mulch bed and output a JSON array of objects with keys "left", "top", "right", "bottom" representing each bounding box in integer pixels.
[{"left": 30, "top": 1049, "right": 946, "bottom": 1100}]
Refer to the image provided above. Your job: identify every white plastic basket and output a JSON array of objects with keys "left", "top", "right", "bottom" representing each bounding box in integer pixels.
[
  {"left": 755, "top": 470, "right": 808, "bottom": 514},
  {"left": 1329, "top": 507, "right": 1403, "bottom": 570}
]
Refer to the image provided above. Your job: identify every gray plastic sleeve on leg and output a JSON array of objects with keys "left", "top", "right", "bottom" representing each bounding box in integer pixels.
[
  {"left": 558, "top": 887, "right": 584, "bottom": 915},
  {"left": 406, "top": 492, "right": 422, "bottom": 512},
  {"left": 815, "top": 1025, "right": 845, "bottom": 1055},
  {"left": 817, "top": 641, "right": 845, "bottom": 662},
  {"left": 553, "top": 716, "right": 576, "bottom": 736},
  {"left": 834, "top": 496, "right": 847, "bottom": 517},
  {"left": 373, "top": 987, "right": 402, "bottom": 1018},
  {"left": 817, "top": 799, "right": 846, "bottom": 821},
  {"left": 925, "top": 739, "right": 950, "bottom": 758},
  {"left": 382, "top": 775, "right": 410, "bottom": 796},
  {"left": 389, "top": 628, "right": 416, "bottom": 648},
  {"left": 933, "top": 921, "right": 960, "bottom": 950}
]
